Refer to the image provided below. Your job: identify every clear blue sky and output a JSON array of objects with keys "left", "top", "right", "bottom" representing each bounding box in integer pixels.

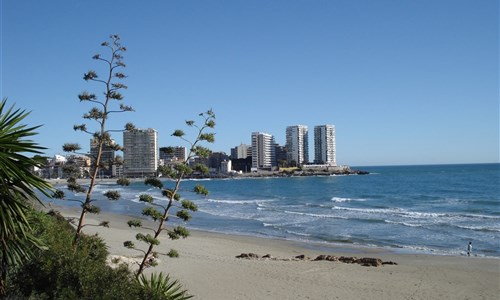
[{"left": 1, "top": 0, "right": 498, "bottom": 166}]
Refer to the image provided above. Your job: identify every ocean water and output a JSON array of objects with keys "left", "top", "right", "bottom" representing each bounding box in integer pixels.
[{"left": 47, "top": 163, "right": 500, "bottom": 257}]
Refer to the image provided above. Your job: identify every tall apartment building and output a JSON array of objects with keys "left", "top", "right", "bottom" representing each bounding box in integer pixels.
[
  {"left": 231, "top": 143, "right": 251, "bottom": 159},
  {"left": 123, "top": 128, "right": 158, "bottom": 177},
  {"left": 314, "top": 125, "right": 336, "bottom": 166},
  {"left": 286, "top": 125, "right": 309, "bottom": 166},
  {"left": 251, "top": 132, "right": 276, "bottom": 170},
  {"left": 90, "top": 137, "right": 116, "bottom": 177}
]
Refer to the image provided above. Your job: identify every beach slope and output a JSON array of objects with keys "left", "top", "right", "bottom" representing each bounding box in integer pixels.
[{"left": 53, "top": 206, "right": 499, "bottom": 300}]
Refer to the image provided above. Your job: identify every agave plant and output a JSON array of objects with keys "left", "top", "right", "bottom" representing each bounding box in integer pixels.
[
  {"left": 0, "top": 98, "right": 53, "bottom": 296},
  {"left": 124, "top": 110, "right": 215, "bottom": 276},
  {"left": 137, "top": 272, "right": 193, "bottom": 300},
  {"left": 55, "top": 34, "right": 134, "bottom": 245}
]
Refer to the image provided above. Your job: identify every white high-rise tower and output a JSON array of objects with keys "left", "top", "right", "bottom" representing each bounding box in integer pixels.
[
  {"left": 314, "top": 125, "right": 336, "bottom": 166},
  {"left": 286, "top": 125, "right": 309, "bottom": 166},
  {"left": 251, "top": 132, "right": 275, "bottom": 170},
  {"left": 123, "top": 128, "right": 158, "bottom": 177}
]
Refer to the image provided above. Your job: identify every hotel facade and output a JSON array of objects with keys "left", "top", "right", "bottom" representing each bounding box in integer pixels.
[
  {"left": 251, "top": 132, "right": 276, "bottom": 171},
  {"left": 286, "top": 125, "right": 309, "bottom": 166},
  {"left": 123, "top": 128, "right": 158, "bottom": 177},
  {"left": 313, "top": 124, "right": 336, "bottom": 166}
]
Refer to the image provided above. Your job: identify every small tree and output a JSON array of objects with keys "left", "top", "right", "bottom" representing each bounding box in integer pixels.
[
  {"left": 54, "top": 34, "right": 134, "bottom": 244},
  {"left": 124, "top": 110, "right": 215, "bottom": 276}
]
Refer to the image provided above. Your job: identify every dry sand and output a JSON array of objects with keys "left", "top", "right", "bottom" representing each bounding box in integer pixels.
[{"left": 48, "top": 205, "right": 499, "bottom": 300}]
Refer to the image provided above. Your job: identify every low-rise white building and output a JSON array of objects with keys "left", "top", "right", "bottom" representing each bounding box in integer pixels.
[{"left": 221, "top": 159, "right": 232, "bottom": 173}]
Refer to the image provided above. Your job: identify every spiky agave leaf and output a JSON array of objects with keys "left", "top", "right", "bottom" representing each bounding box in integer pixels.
[{"left": 137, "top": 272, "right": 193, "bottom": 300}]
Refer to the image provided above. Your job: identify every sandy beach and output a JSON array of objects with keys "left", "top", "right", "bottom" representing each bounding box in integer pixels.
[{"left": 45, "top": 205, "right": 499, "bottom": 300}]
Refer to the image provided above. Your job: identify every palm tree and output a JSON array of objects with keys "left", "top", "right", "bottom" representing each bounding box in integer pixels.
[{"left": 0, "top": 98, "right": 53, "bottom": 296}]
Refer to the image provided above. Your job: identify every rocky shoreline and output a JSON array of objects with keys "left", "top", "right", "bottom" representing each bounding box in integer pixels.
[
  {"left": 197, "top": 168, "right": 370, "bottom": 179},
  {"left": 236, "top": 252, "right": 397, "bottom": 267},
  {"left": 47, "top": 167, "right": 370, "bottom": 183}
]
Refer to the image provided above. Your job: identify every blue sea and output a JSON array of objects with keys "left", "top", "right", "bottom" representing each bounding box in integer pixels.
[{"left": 47, "top": 163, "right": 500, "bottom": 257}]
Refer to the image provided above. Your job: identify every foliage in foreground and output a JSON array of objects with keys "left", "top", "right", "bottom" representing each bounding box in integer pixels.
[
  {"left": 7, "top": 210, "right": 192, "bottom": 300},
  {"left": 0, "top": 98, "right": 53, "bottom": 296},
  {"left": 55, "top": 34, "right": 134, "bottom": 245},
  {"left": 124, "top": 110, "right": 215, "bottom": 276},
  {"left": 7, "top": 209, "right": 137, "bottom": 299}
]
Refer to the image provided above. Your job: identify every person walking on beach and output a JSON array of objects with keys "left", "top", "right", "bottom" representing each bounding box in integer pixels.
[{"left": 467, "top": 242, "right": 472, "bottom": 256}]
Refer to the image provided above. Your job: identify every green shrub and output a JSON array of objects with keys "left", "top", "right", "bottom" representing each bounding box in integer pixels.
[
  {"left": 7, "top": 209, "right": 140, "bottom": 299},
  {"left": 7, "top": 209, "right": 194, "bottom": 299}
]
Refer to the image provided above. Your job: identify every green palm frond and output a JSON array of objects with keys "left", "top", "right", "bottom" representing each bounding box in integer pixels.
[
  {"left": 0, "top": 98, "right": 53, "bottom": 269},
  {"left": 0, "top": 99, "right": 53, "bottom": 200}
]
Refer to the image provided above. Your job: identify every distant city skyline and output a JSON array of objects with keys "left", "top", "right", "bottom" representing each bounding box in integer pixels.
[{"left": 2, "top": 1, "right": 498, "bottom": 166}]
